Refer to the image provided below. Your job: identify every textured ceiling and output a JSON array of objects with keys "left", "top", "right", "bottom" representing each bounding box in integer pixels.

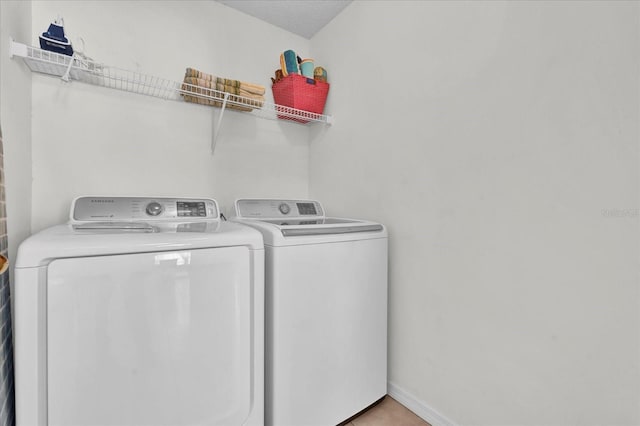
[{"left": 216, "top": 0, "right": 352, "bottom": 39}]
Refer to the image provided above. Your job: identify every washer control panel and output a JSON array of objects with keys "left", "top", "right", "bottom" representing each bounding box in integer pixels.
[
  {"left": 72, "top": 197, "right": 219, "bottom": 221},
  {"left": 235, "top": 199, "right": 324, "bottom": 219}
]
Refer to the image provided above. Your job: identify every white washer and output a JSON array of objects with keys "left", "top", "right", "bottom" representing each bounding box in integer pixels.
[
  {"left": 232, "top": 199, "right": 387, "bottom": 426},
  {"left": 14, "top": 196, "right": 264, "bottom": 426}
]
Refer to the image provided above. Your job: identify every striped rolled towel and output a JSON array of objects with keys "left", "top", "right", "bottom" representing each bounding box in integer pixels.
[
  {"left": 181, "top": 76, "right": 223, "bottom": 107},
  {"left": 181, "top": 67, "right": 266, "bottom": 111},
  {"left": 239, "top": 81, "right": 266, "bottom": 96},
  {"left": 185, "top": 67, "right": 215, "bottom": 81}
]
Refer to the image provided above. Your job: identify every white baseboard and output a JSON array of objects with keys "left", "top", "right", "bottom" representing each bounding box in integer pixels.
[{"left": 387, "top": 382, "right": 457, "bottom": 426}]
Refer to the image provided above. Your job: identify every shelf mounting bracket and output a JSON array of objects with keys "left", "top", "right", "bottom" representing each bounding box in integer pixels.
[
  {"left": 211, "top": 92, "right": 229, "bottom": 155},
  {"left": 61, "top": 53, "right": 75, "bottom": 82}
]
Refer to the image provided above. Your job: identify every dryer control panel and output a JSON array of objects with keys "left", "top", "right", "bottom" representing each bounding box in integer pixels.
[
  {"left": 235, "top": 199, "right": 324, "bottom": 219},
  {"left": 71, "top": 196, "right": 219, "bottom": 221}
]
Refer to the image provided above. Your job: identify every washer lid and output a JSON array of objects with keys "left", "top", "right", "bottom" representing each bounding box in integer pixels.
[
  {"left": 231, "top": 217, "right": 386, "bottom": 246},
  {"left": 232, "top": 199, "right": 385, "bottom": 246},
  {"left": 258, "top": 218, "right": 383, "bottom": 237},
  {"left": 279, "top": 223, "right": 383, "bottom": 237},
  {"left": 259, "top": 218, "right": 355, "bottom": 226}
]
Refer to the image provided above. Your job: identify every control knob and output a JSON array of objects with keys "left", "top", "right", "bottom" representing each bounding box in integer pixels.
[
  {"left": 278, "top": 203, "right": 290, "bottom": 215},
  {"left": 146, "top": 201, "right": 164, "bottom": 216}
]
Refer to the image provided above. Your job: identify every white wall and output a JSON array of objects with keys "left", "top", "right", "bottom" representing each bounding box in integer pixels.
[
  {"left": 310, "top": 1, "right": 639, "bottom": 425},
  {"left": 10, "top": 1, "right": 640, "bottom": 424},
  {"left": 1, "top": 1, "right": 32, "bottom": 267},
  {"left": 30, "top": 1, "right": 313, "bottom": 232}
]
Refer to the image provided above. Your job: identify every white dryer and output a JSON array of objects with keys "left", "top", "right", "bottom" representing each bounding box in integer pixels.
[
  {"left": 14, "top": 196, "right": 264, "bottom": 426},
  {"left": 232, "top": 199, "right": 387, "bottom": 426}
]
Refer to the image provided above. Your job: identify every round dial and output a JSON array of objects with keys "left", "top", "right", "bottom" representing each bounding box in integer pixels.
[
  {"left": 278, "top": 203, "right": 291, "bottom": 215},
  {"left": 146, "top": 201, "right": 164, "bottom": 216}
]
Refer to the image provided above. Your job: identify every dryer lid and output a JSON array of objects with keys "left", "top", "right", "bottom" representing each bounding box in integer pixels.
[
  {"left": 15, "top": 196, "right": 264, "bottom": 268},
  {"left": 72, "top": 222, "right": 156, "bottom": 233}
]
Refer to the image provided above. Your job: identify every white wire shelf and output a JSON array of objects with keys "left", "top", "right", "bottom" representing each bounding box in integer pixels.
[{"left": 10, "top": 40, "right": 332, "bottom": 153}]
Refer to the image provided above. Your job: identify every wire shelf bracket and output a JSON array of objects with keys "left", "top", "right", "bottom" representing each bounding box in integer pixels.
[{"left": 10, "top": 39, "right": 333, "bottom": 155}]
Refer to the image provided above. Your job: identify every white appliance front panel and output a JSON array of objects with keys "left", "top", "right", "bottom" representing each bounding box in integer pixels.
[
  {"left": 47, "top": 247, "right": 252, "bottom": 426},
  {"left": 266, "top": 238, "right": 388, "bottom": 426}
]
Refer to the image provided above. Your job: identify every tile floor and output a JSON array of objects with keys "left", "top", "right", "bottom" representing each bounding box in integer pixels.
[{"left": 343, "top": 396, "right": 431, "bottom": 426}]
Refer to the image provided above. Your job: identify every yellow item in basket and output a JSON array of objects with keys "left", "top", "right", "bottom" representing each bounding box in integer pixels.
[{"left": 314, "top": 66, "right": 327, "bottom": 83}]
